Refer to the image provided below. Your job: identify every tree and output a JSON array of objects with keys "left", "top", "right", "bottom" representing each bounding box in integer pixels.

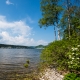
[
  {"left": 66, "top": 0, "right": 80, "bottom": 39},
  {"left": 58, "top": 0, "right": 80, "bottom": 39},
  {"left": 59, "top": 5, "right": 80, "bottom": 39},
  {"left": 66, "top": 0, "right": 71, "bottom": 39},
  {"left": 39, "top": 0, "right": 62, "bottom": 40},
  {"left": 39, "top": 0, "right": 80, "bottom": 40}
]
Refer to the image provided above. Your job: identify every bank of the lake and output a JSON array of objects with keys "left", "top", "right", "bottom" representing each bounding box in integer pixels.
[
  {"left": 39, "top": 39, "right": 80, "bottom": 80},
  {"left": 39, "top": 68, "right": 64, "bottom": 80}
]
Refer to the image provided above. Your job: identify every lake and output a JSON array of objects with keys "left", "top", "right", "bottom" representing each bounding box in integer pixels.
[{"left": 0, "top": 49, "right": 42, "bottom": 79}]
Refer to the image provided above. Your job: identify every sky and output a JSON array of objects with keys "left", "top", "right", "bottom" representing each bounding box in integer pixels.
[{"left": 0, "top": 0, "right": 55, "bottom": 46}]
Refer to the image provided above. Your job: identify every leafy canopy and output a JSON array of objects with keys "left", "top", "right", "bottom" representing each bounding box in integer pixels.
[{"left": 39, "top": 0, "right": 62, "bottom": 28}]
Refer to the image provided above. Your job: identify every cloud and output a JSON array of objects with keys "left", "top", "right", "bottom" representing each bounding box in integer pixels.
[
  {"left": 0, "top": 15, "right": 48, "bottom": 46},
  {"left": 0, "top": 16, "right": 31, "bottom": 37},
  {"left": 0, "top": 31, "right": 34, "bottom": 45},
  {"left": 6, "top": 0, "right": 14, "bottom": 5}
]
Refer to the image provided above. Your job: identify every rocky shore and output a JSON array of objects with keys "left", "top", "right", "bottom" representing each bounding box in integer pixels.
[{"left": 39, "top": 68, "right": 64, "bottom": 80}]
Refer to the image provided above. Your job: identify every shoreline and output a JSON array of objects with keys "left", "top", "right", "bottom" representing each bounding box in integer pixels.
[
  {"left": 39, "top": 68, "right": 64, "bottom": 80},
  {"left": 0, "top": 62, "right": 65, "bottom": 80}
]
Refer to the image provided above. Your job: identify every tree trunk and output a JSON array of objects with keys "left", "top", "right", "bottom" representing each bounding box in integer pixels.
[
  {"left": 54, "top": 26, "right": 57, "bottom": 40},
  {"left": 67, "top": 0, "right": 71, "bottom": 39},
  {"left": 58, "top": 30, "right": 61, "bottom": 40}
]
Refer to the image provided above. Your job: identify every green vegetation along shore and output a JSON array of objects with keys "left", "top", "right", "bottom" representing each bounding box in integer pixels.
[{"left": 38, "top": 0, "right": 80, "bottom": 79}]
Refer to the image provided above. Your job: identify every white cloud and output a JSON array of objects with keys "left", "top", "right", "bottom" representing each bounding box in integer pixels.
[
  {"left": 0, "top": 15, "right": 48, "bottom": 46},
  {"left": 0, "top": 16, "right": 31, "bottom": 37},
  {"left": 6, "top": 0, "right": 14, "bottom": 5}
]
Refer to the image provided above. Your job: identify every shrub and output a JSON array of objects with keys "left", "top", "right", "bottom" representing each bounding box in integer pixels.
[
  {"left": 24, "top": 63, "right": 29, "bottom": 68},
  {"left": 41, "top": 40, "right": 70, "bottom": 69},
  {"left": 26, "top": 60, "right": 30, "bottom": 64},
  {"left": 63, "top": 73, "right": 80, "bottom": 80},
  {"left": 75, "top": 77, "right": 80, "bottom": 80},
  {"left": 40, "top": 39, "right": 80, "bottom": 72},
  {"left": 24, "top": 60, "right": 30, "bottom": 68},
  {"left": 67, "top": 45, "right": 80, "bottom": 71}
]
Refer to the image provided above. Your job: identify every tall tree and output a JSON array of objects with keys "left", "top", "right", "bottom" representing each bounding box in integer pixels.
[
  {"left": 39, "top": 0, "right": 62, "bottom": 40},
  {"left": 66, "top": 0, "right": 71, "bottom": 39},
  {"left": 59, "top": 5, "right": 80, "bottom": 39},
  {"left": 39, "top": 0, "right": 80, "bottom": 40},
  {"left": 59, "top": 0, "right": 80, "bottom": 39},
  {"left": 66, "top": 0, "right": 80, "bottom": 39}
]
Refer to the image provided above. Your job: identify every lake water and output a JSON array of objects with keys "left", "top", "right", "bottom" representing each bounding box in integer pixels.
[{"left": 0, "top": 49, "right": 42, "bottom": 79}]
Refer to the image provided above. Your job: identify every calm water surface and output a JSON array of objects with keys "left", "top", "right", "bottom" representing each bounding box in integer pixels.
[{"left": 0, "top": 49, "right": 42, "bottom": 79}]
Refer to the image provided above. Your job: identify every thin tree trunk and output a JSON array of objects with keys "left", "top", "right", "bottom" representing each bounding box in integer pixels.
[
  {"left": 54, "top": 26, "right": 57, "bottom": 40},
  {"left": 56, "top": 22, "right": 61, "bottom": 40},
  {"left": 58, "top": 30, "right": 60, "bottom": 40},
  {"left": 67, "top": 0, "right": 71, "bottom": 39}
]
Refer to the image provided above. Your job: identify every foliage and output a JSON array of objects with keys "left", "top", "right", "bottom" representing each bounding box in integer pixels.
[
  {"left": 39, "top": 0, "right": 80, "bottom": 78},
  {"left": 24, "top": 63, "right": 29, "bottom": 68},
  {"left": 35, "top": 45, "right": 46, "bottom": 49},
  {"left": 39, "top": 0, "right": 62, "bottom": 27},
  {"left": 41, "top": 40, "right": 69, "bottom": 69},
  {"left": 24, "top": 60, "right": 30, "bottom": 68},
  {"left": 39, "top": 0, "right": 63, "bottom": 40},
  {"left": 39, "top": 0, "right": 80, "bottom": 40},
  {"left": 59, "top": 6, "right": 80, "bottom": 39},
  {"left": 40, "top": 39, "right": 80, "bottom": 73},
  {"left": 63, "top": 73, "right": 80, "bottom": 80},
  {"left": 67, "top": 45, "right": 80, "bottom": 70},
  {"left": 26, "top": 60, "right": 30, "bottom": 64}
]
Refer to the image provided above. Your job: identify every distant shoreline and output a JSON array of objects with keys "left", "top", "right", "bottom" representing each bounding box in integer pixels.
[{"left": 0, "top": 44, "right": 45, "bottom": 49}]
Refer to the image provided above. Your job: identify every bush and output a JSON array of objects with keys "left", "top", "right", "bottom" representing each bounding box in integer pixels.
[
  {"left": 63, "top": 73, "right": 80, "bottom": 80},
  {"left": 75, "top": 77, "right": 80, "bottom": 80},
  {"left": 41, "top": 40, "right": 70, "bottom": 70},
  {"left": 24, "top": 60, "right": 30, "bottom": 68},
  {"left": 67, "top": 45, "right": 80, "bottom": 70},
  {"left": 40, "top": 39, "right": 80, "bottom": 72},
  {"left": 24, "top": 63, "right": 29, "bottom": 68},
  {"left": 26, "top": 60, "right": 30, "bottom": 64}
]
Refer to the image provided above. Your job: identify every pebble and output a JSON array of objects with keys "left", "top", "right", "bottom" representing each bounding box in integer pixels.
[{"left": 39, "top": 68, "right": 64, "bottom": 80}]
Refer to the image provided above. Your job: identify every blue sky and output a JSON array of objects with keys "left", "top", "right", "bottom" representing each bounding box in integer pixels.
[{"left": 0, "top": 0, "right": 55, "bottom": 46}]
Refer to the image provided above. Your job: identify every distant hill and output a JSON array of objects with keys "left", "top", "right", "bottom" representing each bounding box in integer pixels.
[
  {"left": 35, "top": 45, "right": 46, "bottom": 49},
  {"left": 0, "top": 44, "right": 34, "bottom": 49}
]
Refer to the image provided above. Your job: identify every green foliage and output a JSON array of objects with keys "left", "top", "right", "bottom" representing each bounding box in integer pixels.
[
  {"left": 39, "top": 0, "right": 63, "bottom": 27},
  {"left": 26, "top": 60, "right": 30, "bottom": 64},
  {"left": 63, "top": 73, "right": 80, "bottom": 80},
  {"left": 24, "top": 60, "right": 30, "bottom": 68},
  {"left": 40, "top": 39, "right": 80, "bottom": 73},
  {"left": 59, "top": 6, "right": 80, "bottom": 39},
  {"left": 63, "top": 73, "right": 77, "bottom": 80},
  {"left": 24, "top": 63, "right": 29, "bottom": 68},
  {"left": 39, "top": 0, "right": 80, "bottom": 79},
  {"left": 41, "top": 40, "right": 69, "bottom": 69},
  {"left": 39, "top": 0, "right": 80, "bottom": 40},
  {"left": 35, "top": 45, "right": 46, "bottom": 49},
  {"left": 67, "top": 45, "right": 80, "bottom": 70},
  {"left": 75, "top": 77, "right": 80, "bottom": 80}
]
